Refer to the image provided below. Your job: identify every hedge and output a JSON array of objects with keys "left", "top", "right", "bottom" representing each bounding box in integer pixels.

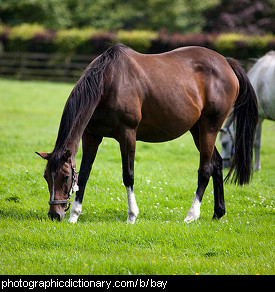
[
  {"left": 212, "top": 33, "right": 275, "bottom": 60},
  {"left": 0, "top": 24, "right": 275, "bottom": 60}
]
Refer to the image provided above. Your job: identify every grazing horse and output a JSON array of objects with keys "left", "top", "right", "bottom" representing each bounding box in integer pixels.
[
  {"left": 220, "top": 51, "right": 275, "bottom": 171},
  {"left": 36, "top": 44, "right": 258, "bottom": 223}
]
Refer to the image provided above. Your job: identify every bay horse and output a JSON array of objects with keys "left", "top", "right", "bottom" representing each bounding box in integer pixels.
[
  {"left": 36, "top": 43, "right": 258, "bottom": 223},
  {"left": 220, "top": 51, "right": 275, "bottom": 171}
]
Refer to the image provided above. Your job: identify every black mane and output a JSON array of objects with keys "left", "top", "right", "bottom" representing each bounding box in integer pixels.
[{"left": 48, "top": 43, "right": 126, "bottom": 172}]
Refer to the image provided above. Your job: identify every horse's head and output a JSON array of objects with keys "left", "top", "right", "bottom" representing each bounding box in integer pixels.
[
  {"left": 36, "top": 150, "right": 78, "bottom": 221},
  {"left": 219, "top": 127, "right": 234, "bottom": 169}
]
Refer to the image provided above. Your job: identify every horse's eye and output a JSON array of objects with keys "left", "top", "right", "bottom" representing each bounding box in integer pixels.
[
  {"left": 63, "top": 176, "right": 69, "bottom": 182},
  {"left": 222, "top": 141, "right": 228, "bottom": 148}
]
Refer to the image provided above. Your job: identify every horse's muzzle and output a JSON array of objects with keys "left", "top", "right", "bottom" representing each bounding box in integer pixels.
[{"left": 48, "top": 209, "right": 65, "bottom": 221}]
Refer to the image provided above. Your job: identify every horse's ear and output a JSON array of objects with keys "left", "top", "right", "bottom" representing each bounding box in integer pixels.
[
  {"left": 35, "top": 152, "right": 50, "bottom": 160},
  {"left": 63, "top": 149, "right": 72, "bottom": 162}
]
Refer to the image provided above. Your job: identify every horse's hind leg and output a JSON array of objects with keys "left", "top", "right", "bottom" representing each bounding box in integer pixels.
[
  {"left": 185, "top": 122, "right": 221, "bottom": 223},
  {"left": 118, "top": 128, "right": 139, "bottom": 224},
  {"left": 69, "top": 131, "right": 102, "bottom": 223},
  {"left": 211, "top": 147, "right": 225, "bottom": 219}
]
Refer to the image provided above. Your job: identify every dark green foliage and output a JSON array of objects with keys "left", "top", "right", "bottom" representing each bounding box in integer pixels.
[
  {"left": 0, "top": 0, "right": 218, "bottom": 33},
  {"left": 203, "top": 0, "right": 275, "bottom": 34}
]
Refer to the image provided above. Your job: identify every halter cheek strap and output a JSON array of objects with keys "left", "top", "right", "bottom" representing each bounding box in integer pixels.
[{"left": 48, "top": 165, "right": 79, "bottom": 212}]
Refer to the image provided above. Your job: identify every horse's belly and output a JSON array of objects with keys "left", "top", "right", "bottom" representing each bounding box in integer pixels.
[
  {"left": 136, "top": 120, "right": 192, "bottom": 142},
  {"left": 136, "top": 97, "right": 201, "bottom": 142}
]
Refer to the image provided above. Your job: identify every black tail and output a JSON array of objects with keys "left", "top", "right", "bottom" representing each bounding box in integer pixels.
[{"left": 225, "top": 58, "right": 258, "bottom": 185}]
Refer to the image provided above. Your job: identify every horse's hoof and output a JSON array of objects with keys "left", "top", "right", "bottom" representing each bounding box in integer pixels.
[
  {"left": 184, "top": 213, "right": 199, "bottom": 223},
  {"left": 127, "top": 212, "right": 138, "bottom": 224}
]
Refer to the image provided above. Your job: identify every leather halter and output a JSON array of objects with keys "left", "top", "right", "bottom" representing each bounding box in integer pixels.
[{"left": 48, "top": 165, "right": 79, "bottom": 212}]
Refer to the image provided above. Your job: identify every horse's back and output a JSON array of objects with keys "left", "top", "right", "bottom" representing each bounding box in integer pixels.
[
  {"left": 128, "top": 47, "right": 238, "bottom": 141},
  {"left": 128, "top": 46, "right": 238, "bottom": 106}
]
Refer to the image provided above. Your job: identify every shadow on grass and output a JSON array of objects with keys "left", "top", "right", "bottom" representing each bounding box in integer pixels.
[
  {"left": 0, "top": 208, "right": 47, "bottom": 221},
  {"left": 76, "top": 208, "right": 126, "bottom": 223},
  {"left": 0, "top": 205, "right": 191, "bottom": 224},
  {"left": 0, "top": 207, "right": 127, "bottom": 223}
]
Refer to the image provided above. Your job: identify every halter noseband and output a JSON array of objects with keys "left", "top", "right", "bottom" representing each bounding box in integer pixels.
[{"left": 48, "top": 165, "right": 79, "bottom": 212}]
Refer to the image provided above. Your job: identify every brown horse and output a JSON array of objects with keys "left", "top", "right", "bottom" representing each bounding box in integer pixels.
[{"left": 36, "top": 44, "right": 258, "bottom": 223}]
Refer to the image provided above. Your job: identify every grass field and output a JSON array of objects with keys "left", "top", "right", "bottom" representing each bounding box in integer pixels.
[{"left": 0, "top": 79, "right": 274, "bottom": 275}]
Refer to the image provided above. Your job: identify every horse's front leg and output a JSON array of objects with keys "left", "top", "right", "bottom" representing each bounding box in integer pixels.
[
  {"left": 118, "top": 128, "right": 139, "bottom": 224},
  {"left": 69, "top": 132, "right": 102, "bottom": 223}
]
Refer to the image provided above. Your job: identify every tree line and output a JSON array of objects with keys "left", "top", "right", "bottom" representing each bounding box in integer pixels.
[{"left": 0, "top": 0, "right": 274, "bottom": 34}]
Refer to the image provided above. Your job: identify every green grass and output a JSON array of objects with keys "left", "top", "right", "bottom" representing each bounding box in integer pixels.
[{"left": 0, "top": 79, "right": 274, "bottom": 275}]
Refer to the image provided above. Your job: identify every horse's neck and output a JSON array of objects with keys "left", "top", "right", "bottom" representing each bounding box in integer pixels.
[
  {"left": 54, "top": 52, "right": 106, "bottom": 158},
  {"left": 53, "top": 113, "right": 88, "bottom": 160},
  {"left": 65, "top": 120, "right": 87, "bottom": 157}
]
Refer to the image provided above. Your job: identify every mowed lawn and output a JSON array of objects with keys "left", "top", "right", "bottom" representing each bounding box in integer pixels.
[{"left": 0, "top": 79, "right": 274, "bottom": 275}]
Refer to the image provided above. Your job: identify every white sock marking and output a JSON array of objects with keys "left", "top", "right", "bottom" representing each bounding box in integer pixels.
[
  {"left": 126, "top": 187, "right": 139, "bottom": 224},
  {"left": 184, "top": 193, "right": 201, "bottom": 223},
  {"left": 69, "top": 200, "right": 82, "bottom": 223}
]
